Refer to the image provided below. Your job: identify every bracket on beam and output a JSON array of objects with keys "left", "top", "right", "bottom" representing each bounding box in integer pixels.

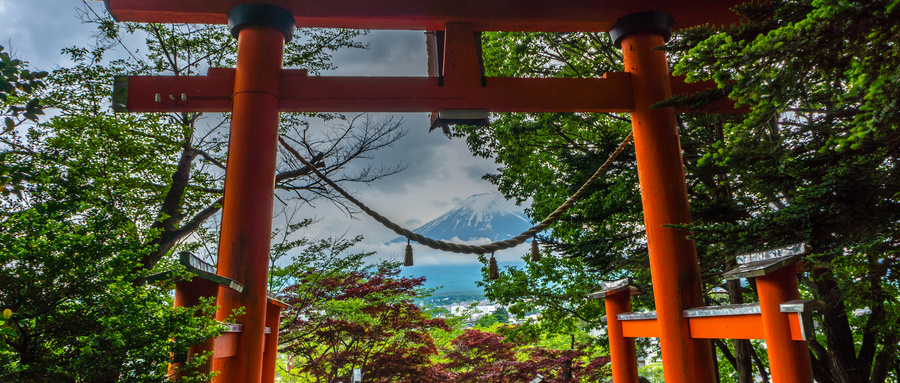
[{"left": 779, "top": 299, "right": 825, "bottom": 341}]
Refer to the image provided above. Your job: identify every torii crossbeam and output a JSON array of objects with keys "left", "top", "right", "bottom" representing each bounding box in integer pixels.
[
  {"left": 104, "top": 1, "right": 813, "bottom": 383},
  {"left": 105, "top": 0, "right": 741, "bottom": 31}
]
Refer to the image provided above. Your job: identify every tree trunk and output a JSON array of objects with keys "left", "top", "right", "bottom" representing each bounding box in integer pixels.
[
  {"left": 812, "top": 269, "right": 860, "bottom": 383},
  {"left": 141, "top": 140, "right": 198, "bottom": 271},
  {"left": 727, "top": 279, "right": 755, "bottom": 383},
  {"left": 562, "top": 357, "right": 573, "bottom": 383},
  {"left": 749, "top": 344, "right": 769, "bottom": 383},
  {"left": 869, "top": 335, "right": 897, "bottom": 383}
]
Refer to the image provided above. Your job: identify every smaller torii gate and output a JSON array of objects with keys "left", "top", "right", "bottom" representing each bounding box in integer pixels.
[{"left": 104, "top": 1, "right": 814, "bottom": 383}]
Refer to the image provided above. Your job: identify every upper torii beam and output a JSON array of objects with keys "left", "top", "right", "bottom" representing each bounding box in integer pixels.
[
  {"left": 101, "top": 2, "right": 775, "bottom": 383},
  {"left": 104, "top": 0, "right": 742, "bottom": 31}
]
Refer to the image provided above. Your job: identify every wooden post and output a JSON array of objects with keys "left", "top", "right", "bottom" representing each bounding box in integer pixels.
[
  {"left": 605, "top": 292, "right": 640, "bottom": 382},
  {"left": 149, "top": 252, "right": 244, "bottom": 381},
  {"left": 757, "top": 267, "right": 813, "bottom": 382},
  {"left": 612, "top": 11, "right": 716, "bottom": 383},
  {"left": 261, "top": 299, "right": 287, "bottom": 383},
  {"left": 171, "top": 279, "right": 219, "bottom": 380},
  {"left": 589, "top": 279, "right": 641, "bottom": 383},
  {"left": 213, "top": 5, "right": 293, "bottom": 383}
]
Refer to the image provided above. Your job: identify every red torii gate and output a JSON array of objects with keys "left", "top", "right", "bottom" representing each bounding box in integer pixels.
[{"left": 103, "top": 1, "right": 811, "bottom": 383}]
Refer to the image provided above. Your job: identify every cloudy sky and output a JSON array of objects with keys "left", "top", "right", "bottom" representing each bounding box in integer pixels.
[{"left": 0, "top": 0, "right": 531, "bottom": 266}]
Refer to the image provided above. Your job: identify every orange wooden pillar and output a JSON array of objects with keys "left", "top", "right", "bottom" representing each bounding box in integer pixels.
[
  {"left": 611, "top": 12, "right": 715, "bottom": 383},
  {"left": 212, "top": 5, "right": 294, "bottom": 383},
  {"left": 171, "top": 279, "right": 219, "bottom": 379},
  {"left": 606, "top": 293, "right": 639, "bottom": 383},
  {"left": 147, "top": 252, "right": 245, "bottom": 381},
  {"left": 261, "top": 298, "right": 288, "bottom": 383},
  {"left": 590, "top": 279, "right": 640, "bottom": 383},
  {"left": 757, "top": 266, "right": 813, "bottom": 382}
]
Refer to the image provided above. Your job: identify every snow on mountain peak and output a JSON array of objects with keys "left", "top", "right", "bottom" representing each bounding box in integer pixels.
[
  {"left": 397, "top": 192, "right": 532, "bottom": 243},
  {"left": 457, "top": 192, "right": 521, "bottom": 213},
  {"left": 448, "top": 193, "right": 522, "bottom": 227}
]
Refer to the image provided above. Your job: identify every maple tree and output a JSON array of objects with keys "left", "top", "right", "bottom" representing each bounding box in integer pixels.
[
  {"left": 276, "top": 261, "right": 450, "bottom": 383},
  {"left": 421, "top": 328, "right": 610, "bottom": 383}
]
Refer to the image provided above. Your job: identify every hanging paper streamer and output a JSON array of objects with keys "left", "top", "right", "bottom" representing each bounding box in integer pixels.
[
  {"left": 531, "top": 237, "right": 540, "bottom": 262},
  {"left": 404, "top": 239, "right": 414, "bottom": 266},
  {"left": 489, "top": 253, "right": 499, "bottom": 280}
]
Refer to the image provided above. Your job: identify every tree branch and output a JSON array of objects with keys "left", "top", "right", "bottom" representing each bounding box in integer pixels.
[
  {"left": 190, "top": 147, "right": 227, "bottom": 170},
  {"left": 169, "top": 197, "right": 224, "bottom": 241},
  {"left": 713, "top": 339, "right": 738, "bottom": 369},
  {"left": 750, "top": 343, "right": 770, "bottom": 383}
]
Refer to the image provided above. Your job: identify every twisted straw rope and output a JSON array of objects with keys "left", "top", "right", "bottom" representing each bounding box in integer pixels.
[{"left": 279, "top": 131, "right": 633, "bottom": 255}]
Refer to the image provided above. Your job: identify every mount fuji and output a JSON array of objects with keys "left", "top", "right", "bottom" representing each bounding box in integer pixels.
[
  {"left": 391, "top": 192, "right": 532, "bottom": 244},
  {"left": 392, "top": 192, "right": 532, "bottom": 297}
]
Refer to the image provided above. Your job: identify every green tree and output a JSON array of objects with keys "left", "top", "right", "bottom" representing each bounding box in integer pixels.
[
  {"left": 460, "top": 5, "right": 900, "bottom": 380},
  {"left": 2, "top": 41, "right": 221, "bottom": 383},
  {"left": 0, "top": 4, "right": 401, "bottom": 381},
  {"left": 0, "top": 152, "right": 220, "bottom": 382},
  {"left": 476, "top": 252, "right": 616, "bottom": 340},
  {"left": 492, "top": 306, "right": 510, "bottom": 324},
  {"left": 671, "top": 1, "right": 900, "bottom": 382},
  {"left": 0, "top": 45, "right": 46, "bottom": 197},
  {"left": 0, "top": 45, "right": 46, "bottom": 133}
]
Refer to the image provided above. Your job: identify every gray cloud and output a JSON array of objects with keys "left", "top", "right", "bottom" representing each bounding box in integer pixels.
[
  {"left": 0, "top": 1, "right": 98, "bottom": 68},
  {"left": 330, "top": 30, "right": 426, "bottom": 76},
  {"left": 7, "top": 3, "right": 511, "bottom": 265}
]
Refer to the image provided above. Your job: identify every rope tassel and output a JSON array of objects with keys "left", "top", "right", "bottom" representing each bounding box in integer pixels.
[
  {"left": 404, "top": 239, "right": 414, "bottom": 267},
  {"left": 531, "top": 237, "right": 540, "bottom": 262},
  {"left": 489, "top": 253, "right": 499, "bottom": 280}
]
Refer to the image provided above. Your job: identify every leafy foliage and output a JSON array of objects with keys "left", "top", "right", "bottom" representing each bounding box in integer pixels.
[
  {"left": 0, "top": 46, "right": 46, "bottom": 197},
  {"left": 477, "top": 252, "right": 637, "bottom": 340},
  {"left": 463, "top": 3, "right": 900, "bottom": 382},
  {"left": 422, "top": 328, "right": 610, "bottom": 383},
  {"left": 277, "top": 253, "right": 450, "bottom": 383},
  {"left": 0, "top": 45, "right": 46, "bottom": 133},
  {"left": 0, "top": 157, "right": 219, "bottom": 382},
  {"left": 271, "top": 242, "right": 610, "bottom": 383},
  {"left": 474, "top": 306, "right": 510, "bottom": 328},
  {"left": 671, "top": 1, "right": 900, "bottom": 382}
]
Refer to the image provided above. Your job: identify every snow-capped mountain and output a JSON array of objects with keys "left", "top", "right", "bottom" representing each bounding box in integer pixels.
[{"left": 392, "top": 192, "right": 532, "bottom": 243}]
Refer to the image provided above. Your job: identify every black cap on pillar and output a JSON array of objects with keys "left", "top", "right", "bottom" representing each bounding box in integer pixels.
[
  {"left": 228, "top": 3, "right": 297, "bottom": 42},
  {"left": 608, "top": 11, "right": 673, "bottom": 49}
]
